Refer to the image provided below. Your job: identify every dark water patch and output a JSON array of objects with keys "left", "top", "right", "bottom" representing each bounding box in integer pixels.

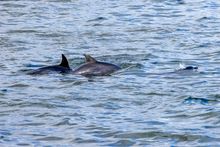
[
  {"left": 193, "top": 42, "right": 213, "bottom": 48},
  {"left": 0, "top": 109, "right": 21, "bottom": 116},
  {"left": 183, "top": 96, "right": 218, "bottom": 105},
  {"left": 22, "top": 112, "right": 41, "bottom": 117},
  {"left": 13, "top": 101, "right": 65, "bottom": 109},
  {"left": 163, "top": 113, "right": 190, "bottom": 119},
  {"left": 131, "top": 100, "right": 148, "bottom": 106},
  {"left": 127, "top": 4, "right": 145, "bottom": 10},
  {"left": 195, "top": 111, "right": 220, "bottom": 120},
  {"left": 107, "top": 139, "right": 135, "bottom": 146},
  {"left": 8, "top": 83, "right": 29, "bottom": 88},
  {"left": 72, "top": 96, "right": 92, "bottom": 102},
  {"left": 126, "top": 27, "right": 157, "bottom": 33},
  {"left": 2, "top": 101, "right": 27, "bottom": 107},
  {"left": 213, "top": 94, "right": 220, "bottom": 99},
  {"left": 107, "top": 97, "right": 128, "bottom": 103},
  {"left": 96, "top": 32, "right": 125, "bottom": 38},
  {"left": 21, "top": 133, "right": 46, "bottom": 137},
  {"left": 0, "top": 130, "right": 12, "bottom": 136},
  {"left": 16, "top": 143, "right": 30, "bottom": 146},
  {"left": 115, "top": 131, "right": 220, "bottom": 143},
  {"left": 90, "top": 102, "right": 123, "bottom": 110},
  {"left": 96, "top": 131, "right": 122, "bottom": 138},
  {"left": 115, "top": 131, "right": 161, "bottom": 139},
  {"left": 87, "top": 17, "right": 107, "bottom": 22},
  {"left": 2, "top": 3, "right": 27, "bottom": 8},
  {"left": 92, "top": 23, "right": 105, "bottom": 27},
  {"left": 53, "top": 118, "right": 77, "bottom": 126},
  {"left": 1, "top": 89, "right": 8, "bottom": 93},
  {"left": 17, "top": 123, "right": 45, "bottom": 126},
  {"left": 203, "top": 125, "right": 220, "bottom": 129},
  {"left": 7, "top": 29, "right": 38, "bottom": 34},
  {"left": 189, "top": 81, "right": 207, "bottom": 86},
  {"left": 36, "top": 136, "right": 64, "bottom": 141},
  {"left": 73, "top": 137, "right": 98, "bottom": 144},
  {"left": 176, "top": 0, "right": 185, "bottom": 4},
  {"left": 165, "top": 109, "right": 220, "bottom": 123},
  {"left": 0, "top": 130, "right": 12, "bottom": 143},
  {"left": 85, "top": 128, "right": 123, "bottom": 139},
  {"left": 197, "top": 16, "right": 210, "bottom": 22},
  {"left": 163, "top": 0, "right": 185, "bottom": 5},
  {"left": 81, "top": 125, "right": 111, "bottom": 131},
  {"left": 145, "top": 92, "right": 170, "bottom": 96},
  {"left": 138, "top": 120, "right": 166, "bottom": 126},
  {"left": 35, "top": 32, "right": 69, "bottom": 38},
  {"left": 35, "top": 113, "right": 63, "bottom": 118}
]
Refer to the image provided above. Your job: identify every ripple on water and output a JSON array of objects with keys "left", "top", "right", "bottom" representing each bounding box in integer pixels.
[
  {"left": 36, "top": 136, "right": 64, "bottom": 141},
  {"left": 107, "top": 139, "right": 135, "bottom": 146},
  {"left": 183, "top": 96, "right": 219, "bottom": 105},
  {"left": 7, "top": 29, "right": 38, "bottom": 34},
  {"left": 8, "top": 83, "right": 29, "bottom": 88},
  {"left": 73, "top": 137, "right": 99, "bottom": 144},
  {"left": 53, "top": 118, "right": 77, "bottom": 126},
  {"left": 114, "top": 131, "right": 220, "bottom": 144},
  {"left": 90, "top": 102, "right": 123, "bottom": 110}
]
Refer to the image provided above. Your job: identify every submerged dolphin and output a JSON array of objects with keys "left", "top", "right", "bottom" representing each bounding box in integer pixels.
[
  {"left": 176, "top": 65, "right": 198, "bottom": 72},
  {"left": 182, "top": 66, "right": 198, "bottom": 70},
  {"left": 28, "top": 54, "right": 71, "bottom": 75},
  {"left": 72, "top": 54, "right": 121, "bottom": 76}
]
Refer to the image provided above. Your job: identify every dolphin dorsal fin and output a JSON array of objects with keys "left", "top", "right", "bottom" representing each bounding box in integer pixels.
[
  {"left": 59, "top": 54, "right": 70, "bottom": 68},
  {"left": 84, "top": 54, "right": 97, "bottom": 63}
]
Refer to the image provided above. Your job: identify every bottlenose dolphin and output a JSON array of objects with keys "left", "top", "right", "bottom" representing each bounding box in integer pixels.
[
  {"left": 72, "top": 54, "right": 121, "bottom": 76},
  {"left": 28, "top": 54, "right": 71, "bottom": 75}
]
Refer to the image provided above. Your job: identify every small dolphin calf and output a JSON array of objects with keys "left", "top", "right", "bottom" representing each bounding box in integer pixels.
[
  {"left": 72, "top": 54, "right": 121, "bottom": 76},
  {"left": 28, "top": 54, "right": 71, "bottom": 75}
]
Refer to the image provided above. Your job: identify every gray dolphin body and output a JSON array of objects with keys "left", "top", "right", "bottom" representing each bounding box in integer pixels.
[
  {"left": 28, "top": 54, "right": 71, "bottom": 75},
  {"left": 72, "top": 54, "right": 121, "bottom": 76}
]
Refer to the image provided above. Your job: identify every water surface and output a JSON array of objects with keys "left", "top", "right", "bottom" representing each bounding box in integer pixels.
[{"left": 1, "top": 0, "right": 220, "bottom": 146}]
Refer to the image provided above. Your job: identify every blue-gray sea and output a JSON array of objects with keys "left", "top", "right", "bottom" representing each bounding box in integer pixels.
[{"left": 1, "top": 0, "right": 220, "bottom": 146}]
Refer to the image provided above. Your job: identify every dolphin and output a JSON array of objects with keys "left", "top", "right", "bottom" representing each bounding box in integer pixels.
[
  {"left": 28, "top": 54, "right": 72, "bottom": 75},
  {"left": 72, "top": 54, "right": 121, "bottom": 76}
]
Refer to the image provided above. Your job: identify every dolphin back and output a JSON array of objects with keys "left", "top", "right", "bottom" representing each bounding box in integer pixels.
[
  {"left": 28, "top": 54, "right": 72, "bottom": 75},
  {"left": 72, "top": 61, "right": 121, "bottom": 76}
]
